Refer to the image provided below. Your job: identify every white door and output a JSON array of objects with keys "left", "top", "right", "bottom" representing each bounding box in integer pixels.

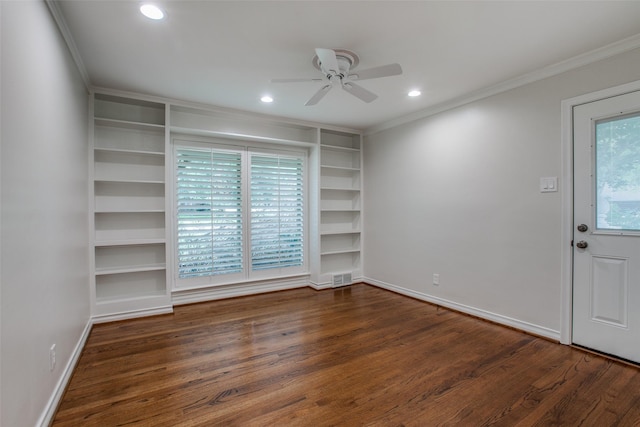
[{"left": 573, "top": 90, "right": 640, "bottom": 363}]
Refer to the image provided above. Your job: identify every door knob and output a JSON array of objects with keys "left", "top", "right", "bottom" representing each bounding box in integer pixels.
[
  {"left": 576, "top": 240, "right": 588, "bottom": 249},
  {"left": 577, "top": 224, "right": 588, "bottom": 232}
]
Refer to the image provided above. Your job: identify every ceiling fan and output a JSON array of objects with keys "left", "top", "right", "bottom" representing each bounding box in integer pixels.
[{"left": 271, "top": 48, "right": 403, "bottom": 106}]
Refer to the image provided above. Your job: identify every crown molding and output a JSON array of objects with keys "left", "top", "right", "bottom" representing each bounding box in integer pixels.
[
  {"left": 46, "top": 0, "right": 91, "bottom": 89},
  {"left": 366, "top": 32, "right": 640, "bottom": 136}
]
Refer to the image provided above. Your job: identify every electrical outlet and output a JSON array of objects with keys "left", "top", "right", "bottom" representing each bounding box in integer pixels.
[
  {"left": 433, "top": 273, "right": 440, "bottom": 286},
  {"left": 49, "top": 344, "right": 56, "bottom": 372}
]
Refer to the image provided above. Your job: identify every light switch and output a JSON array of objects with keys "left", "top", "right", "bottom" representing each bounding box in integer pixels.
[{"left": 540, "top": 177, "right": 558, "bottom": 193}]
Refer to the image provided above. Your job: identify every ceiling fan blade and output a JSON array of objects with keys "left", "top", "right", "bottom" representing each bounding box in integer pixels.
[
  {"left": 342, "top": 82, "right": 378, "bottom": 103},
  {"left": 315, "top": 48, "right": 340, "bottom": 75},
  {"left": 348, "top": 63, "right": 403, "bottom": 81},
  {"left": 271, "top": 78, "right": 324, "bottom": 83},
  {"left": 305, "top": 84, "right": 332, "bottom": 106}
]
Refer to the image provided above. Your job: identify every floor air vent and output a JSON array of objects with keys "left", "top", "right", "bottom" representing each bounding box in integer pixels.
[{"left": 332, "top": 272, "right": 353, "bottom": 288}]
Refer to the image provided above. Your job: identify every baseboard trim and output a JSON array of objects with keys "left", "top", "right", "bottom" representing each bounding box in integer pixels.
[
  {"left": 172, "top": 276, "right": 309, "bottom": 305},
  {"left": 91, "top": 305, "right": 174, "bottom": 324},
  {"left": 364, "top": 277, "right": 560, "bottom": 342},
  {"left": 308, "top": 281, "right": 332, "bottom": 290},
  {"left": 37, "top": 319, "right": 93, "bottom": 427}
]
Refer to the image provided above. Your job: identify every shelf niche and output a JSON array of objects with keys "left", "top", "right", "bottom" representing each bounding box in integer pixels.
[
  {"left": 95, "top": 94, "right": 165, "bottom": 126},
  {"left": 94, "top": 123, "right": 164, "bottom": 153},
  {"left": 96, "top": 270, "right": 167, "bottom": 302},
  {"left": 95, "top": 181, "right": 164, "bottom": 213},
  {"left": 95, "top": 244, "right": 166, "bottom": 274}
]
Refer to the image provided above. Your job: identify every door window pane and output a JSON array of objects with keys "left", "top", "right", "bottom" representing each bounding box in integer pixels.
[{"left": 595, "top": 113, "right": 640, "bottom": 230}]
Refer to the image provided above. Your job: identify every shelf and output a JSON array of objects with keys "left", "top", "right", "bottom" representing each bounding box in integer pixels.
[
  {"left": 95, "top": 264, "right": 166, "bottom": 276},
  {"left": 95, "top": 147, "right": 164, "bottom": 157},
  {"left": 321, "top": 166, "right": 360, "bottom": 190},
  {"left": 95, "top": 209, "right": 165, "bottom": 214},
  {"left": 94, "top": 94, "right": 165, "bottom": 126},
  {"left": 320, "top": 210, "right": 360, "bottom": 235},
  {"left": 95, "top": 117, "right": 165, "bottom": 132},
  {"left": 95, "top": 269, "right": 166, "bottom": 302},
  {"left": 320, "top": 144, "right": 360, "bottom": 153},
  {"left": 94, "top": 179, "right": 165, "bottom": 184},
  {"left": 95, "top": 181, "right": 164, "bottom": 212},
  {"left": 95, "top": 212, "right": 165, "bottom": 242},
  {"left": 95, "top": 238, "right": 166, "bottom": 247},
  {"left": 320, "top": 189, "right": 360, "bottom": 211},
  {"left": 320, "top": 229, "right": 361, "bottom": 236},
  {"left": 95, "top": 243, "right": 165, "bottom": 280},
  {"left": 320, "top": 251, "right": 361, "bottom": 276},
  {"left": 320, "top": 148, "right": 360, "bottom": 170},
  {"left": 95, "top": 121, "right": 165, "bottom": 153},
  {"left": 320, "top": 187, "right": 360, "bottom": 192},
  {"left": 94, "top": 150, "right": 165, "bottom": 182},
  {"left": 321, "top": 233, "right": 360, "bottom": 255},
  {"left": 320, "top": 129, "right": 360, "bottom": 151},
  {"left": 321, "top": 249, "right": 360, "bottom": 256},
  {"left": 321, "top": 164, "right": 360, "bottom": 171}
]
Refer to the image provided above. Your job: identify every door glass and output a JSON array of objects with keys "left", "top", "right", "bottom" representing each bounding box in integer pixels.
[{"left": 595, "top": 113, "right": 640, "bottom": 231}]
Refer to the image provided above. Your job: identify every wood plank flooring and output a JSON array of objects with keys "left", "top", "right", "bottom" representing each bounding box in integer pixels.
[{"left": 53, "top": 284, "right": 640, "bottom": 426}]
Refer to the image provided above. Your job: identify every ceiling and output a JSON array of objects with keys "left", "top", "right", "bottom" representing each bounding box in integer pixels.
[{"left": 56, "top": 1, "right": 640, "bottom": 131}]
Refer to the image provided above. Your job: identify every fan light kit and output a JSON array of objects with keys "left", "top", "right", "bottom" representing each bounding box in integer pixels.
[{"left": 271, "top": 48, "right": 403, "bottom": 106}]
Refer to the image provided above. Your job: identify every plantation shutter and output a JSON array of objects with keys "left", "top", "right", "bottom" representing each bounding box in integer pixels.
[
  {"left": 176, "top": 148, "right": 243, "bottom": 278},
  {"left": 250, "top": 154, "right": 304, "bottom": 271}
]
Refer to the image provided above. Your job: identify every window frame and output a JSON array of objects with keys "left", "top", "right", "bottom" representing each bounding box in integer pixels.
[{"left": 172, "top": 137, "right": 309, "bottom": 290}]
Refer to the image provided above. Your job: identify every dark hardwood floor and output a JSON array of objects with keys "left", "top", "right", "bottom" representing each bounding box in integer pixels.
[{"left": 53, "top": 284, "right": 640, "bottom": 426}]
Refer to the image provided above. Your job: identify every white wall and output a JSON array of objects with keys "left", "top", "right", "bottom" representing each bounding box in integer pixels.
[
  {"left": 363, "top": 47, "right": 640, "bottom": 338},
  {"left": 1, "top": 2, "right": 90, "bottom": 426}
]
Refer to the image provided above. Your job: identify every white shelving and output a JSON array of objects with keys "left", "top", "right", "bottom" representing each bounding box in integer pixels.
[
  {"left": 319, "top": 129, "right": 362, "bottom": 284},
  {"left": 91, "top": 93, "right": 171, "bottom": 317},
  {"left": 87, "top": 90, "right": 365, "bottom": 313}
]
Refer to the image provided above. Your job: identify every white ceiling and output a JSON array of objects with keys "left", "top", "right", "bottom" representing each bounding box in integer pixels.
[{"left": 56, "top": 1, "right": 640, "bottom": 131}]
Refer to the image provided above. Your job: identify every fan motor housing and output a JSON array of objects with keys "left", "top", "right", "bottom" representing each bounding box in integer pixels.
[{"left": 312, "top": 49, "right": 359, "bottom": 74}]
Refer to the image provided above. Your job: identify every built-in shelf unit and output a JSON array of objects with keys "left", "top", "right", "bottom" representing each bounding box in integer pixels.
[
  {"left": 89, "top": 90, "right": 363, "bottom": 319},
  {"left": 90, "top": 93, "right": 171, "bottom": 319},
  {"left": 320, "top": 129, "right": 362, "bottom": 285}
]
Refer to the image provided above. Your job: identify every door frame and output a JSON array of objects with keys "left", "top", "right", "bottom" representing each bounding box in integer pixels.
[{"left": 560, "top": 79, "right": 640, "bottom": 345}]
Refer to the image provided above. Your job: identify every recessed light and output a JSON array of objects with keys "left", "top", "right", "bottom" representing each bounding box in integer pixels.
[
  {"left": 408, "top": 90, "right": 421, "bottom": 97},
  {"left": 140, "top": 4, "right": 165, "bottom": 20},
  {"left": 261, "top": 95, "right": 274, "bottom": 103}
]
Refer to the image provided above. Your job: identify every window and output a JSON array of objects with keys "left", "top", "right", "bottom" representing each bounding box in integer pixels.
[
  {"left": 175, "top": 141, "right": 306, "bottom": 287},
  {"left": 250, "top": 154, "right": 305, "bottom": 272},
  {"left": 176, "top": 148, "right": 243, "bottom": 279}
]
